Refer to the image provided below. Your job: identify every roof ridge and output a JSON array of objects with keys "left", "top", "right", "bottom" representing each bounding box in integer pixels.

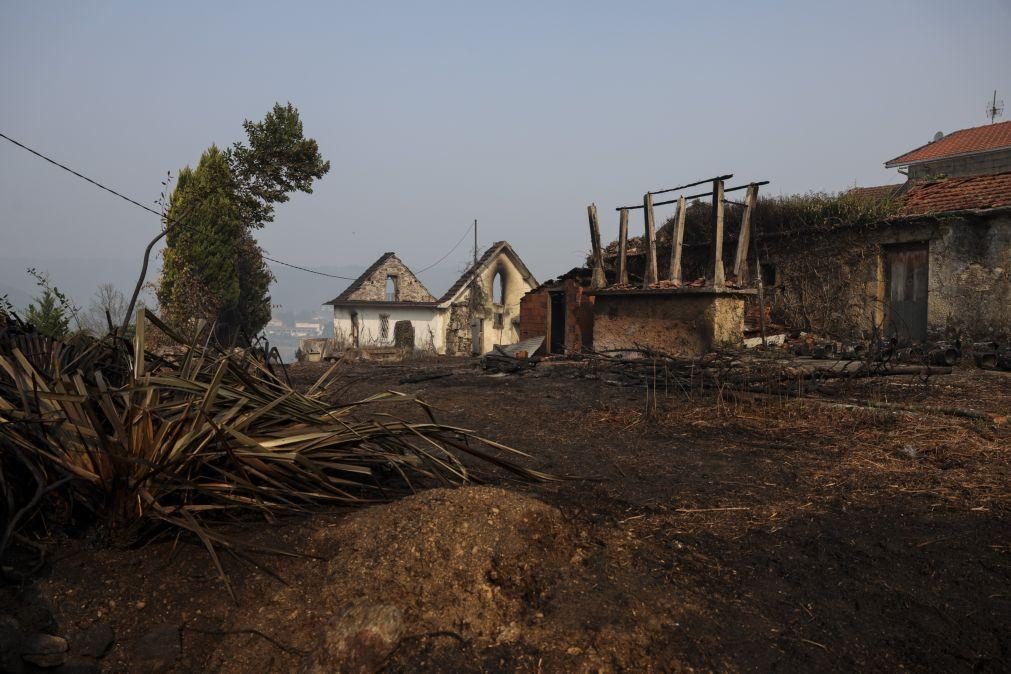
[
  {"left": 885, "top": 119, "right": 1011, "bottom": 167},
  {"left": 324, "top": 251, "right": 435, "bottom": 305}
]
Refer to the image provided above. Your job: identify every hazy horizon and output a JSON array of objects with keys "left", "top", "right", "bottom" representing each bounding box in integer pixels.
[{"left": 3, "top": 1, "right": 1009, "bottom": 313}]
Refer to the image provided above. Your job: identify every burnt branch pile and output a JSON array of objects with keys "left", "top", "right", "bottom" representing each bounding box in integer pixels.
[{"left": 0, "top": 311, "right": 550, "bottom": 591}]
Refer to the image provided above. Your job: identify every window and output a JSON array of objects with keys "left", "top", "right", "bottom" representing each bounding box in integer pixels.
[
  {"left": 385, "top": 275, "right": 399, "bottom": 302},
  {"left": 379, "top": 313, "right": 390, "bottom": 340},
  {"left": 494, "top": 312, "right": 504, "bottom": 329},
  {"left": 759, "top": 263, "right": 777, "bottom": 287},
  {"left": 492, "top": 271, "right": 505, "bottom": 305}
]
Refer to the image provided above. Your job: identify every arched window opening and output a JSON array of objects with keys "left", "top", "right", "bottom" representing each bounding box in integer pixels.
[
  {"left": 492, "top": 271, "right": 505, "bottom": 306},
  {"left": 385, "top": 275, "right": 399, "bottom": 302}
]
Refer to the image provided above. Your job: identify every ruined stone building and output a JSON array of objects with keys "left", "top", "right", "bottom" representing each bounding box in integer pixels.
[
  {"left": 582, "top": 123, "right": 1011, "bottom": 345},
  {"left": 325, "top": 242, "right": 537, "bottom": 355}
]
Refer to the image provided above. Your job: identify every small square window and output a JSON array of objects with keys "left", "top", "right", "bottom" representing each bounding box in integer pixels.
[{"left": 493, "top": 312, "right": 504, "bottom": 329}]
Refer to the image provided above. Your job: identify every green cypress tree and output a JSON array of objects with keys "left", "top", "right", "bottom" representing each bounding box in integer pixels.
[
  {"left": 158, "top": 146, "right": 246, "bottom": 336},
  {"left": 157, "top": 103, "right": 328, "bottom": 342}
]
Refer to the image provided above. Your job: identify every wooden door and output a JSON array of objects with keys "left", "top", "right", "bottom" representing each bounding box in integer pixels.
[{"left": 885, "top": 243, "right": 928, "bottom": 342}]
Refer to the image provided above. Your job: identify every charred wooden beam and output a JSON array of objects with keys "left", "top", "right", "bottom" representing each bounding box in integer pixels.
[
  {"left": 643, "top": 193, "right": 658, "bottom": 287},
  {"left": 649, "top": 174, "right": 733, "bottom": 196},
  {"left": 617, "top": 208, "right": 629, "bottom": 285},
  {"left": 616, "top": 180, "right": 769, "bottom": 210},
  {"left": 588, "top": 203, "right": 607, "bottom": 289},
  {"left": 668, "top": 195, "right": 686, "bottom": 283},
  {"left": 732, "top": 183, "right": 760, "bottom": 283},
  {"left": 708, "top": 179, "right": 725, "bottom": 288}
]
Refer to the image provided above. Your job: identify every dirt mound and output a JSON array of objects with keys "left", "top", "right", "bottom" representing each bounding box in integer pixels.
[
  {"left": 208, "top": 486, "right": 577, "bottom": 672},
  {"left": 309, "top": 485, "right": 573, "bottom": 641}
]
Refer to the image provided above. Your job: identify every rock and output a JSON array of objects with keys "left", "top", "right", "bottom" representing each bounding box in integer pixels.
[
  {"left": 22, "top": 632, "right": 68, "bottom": 667},
  {"left": 76, "top": 623, "right": 115, "bottom": 658},
  {"left": 301, "top": 602, "right": 403, "bottom": 674},
  {"left": 131, "top": 624, "right": 180, "bottom": 673}
]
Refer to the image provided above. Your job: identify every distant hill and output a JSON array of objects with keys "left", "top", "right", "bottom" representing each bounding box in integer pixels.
[{"left": 0, "top": 255, "right": 467, "bottom": 322}]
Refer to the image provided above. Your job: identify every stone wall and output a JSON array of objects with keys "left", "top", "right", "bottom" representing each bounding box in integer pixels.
[
  {"left": 444, "top": 303, "right": 472, "bottom": 356},
  {"left": 755, "top": 215, "right": 1011, "bottom": 342},
  {"left": 926, "top": 214, "right": 1010, "bottom": 340},
  {"left": 345, "top": 255, "right": 435, "bottom": 303}
]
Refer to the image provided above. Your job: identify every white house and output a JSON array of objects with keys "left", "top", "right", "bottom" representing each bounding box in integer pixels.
[{"left": 324, "top": 242, "right": 537, "bottom": 355}]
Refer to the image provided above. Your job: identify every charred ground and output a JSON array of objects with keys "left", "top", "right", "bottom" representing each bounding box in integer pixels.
[{"left": 4, "top": 358, "right": 1009, "bottom": 672}]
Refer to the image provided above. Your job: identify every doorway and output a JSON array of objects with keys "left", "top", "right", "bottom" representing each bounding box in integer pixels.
[
  {"left": 549, "top": 291, "right": 566, "bottom": 354},
  {"left": 884, "top": 242, "right": 928, "bottom": 342},
  {"left": 471, "top": 318, "right": 484, "bottom": 355}
]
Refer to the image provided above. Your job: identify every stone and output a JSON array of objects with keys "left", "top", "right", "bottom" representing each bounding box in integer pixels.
[
  {"left": 131, "top": 624, "right": 180, "bottom": 673},
  {"left": 76, "top": 623, "right": 115, "bottom": 658},
  {"left": 22, "top": 632, "right": 68, "bottom": 667},
  {"left": 301, "top": 602, "right": 403, "bottom": 674}
]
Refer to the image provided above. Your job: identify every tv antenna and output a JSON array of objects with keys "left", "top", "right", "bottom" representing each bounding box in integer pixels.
[{"left": 986, "top": 89, "right": 1004, "bottom": 123}]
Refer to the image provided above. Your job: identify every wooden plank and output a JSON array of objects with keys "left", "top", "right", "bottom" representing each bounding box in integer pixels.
[
  {"left": 732, "top": 183, "right": 759, "bottom": 283},
  {"left": 643, "top": 193, "right": 658, "bottom": 287},
  {"left": 587, "top": 203, "right": 607, "bottom": 289},
  {"left": 668, "top": 195, "right": 687, "bottom": 283},
  {"left": 616, "top": 180, "right": 769, "bottom": 210},
  {"left": 133, "top": 307, "right": 145, "bottom": 378},
  {"left": 617, "top": 208, "right": 629, "bottom": 285},
  {"left": 708, "top": 179, "right": 725, "bottom": 288}
]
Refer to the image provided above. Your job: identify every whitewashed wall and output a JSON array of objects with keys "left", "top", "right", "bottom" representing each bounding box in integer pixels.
[{"left": 332, "top": 305, "right": 446, "bottom": 353}]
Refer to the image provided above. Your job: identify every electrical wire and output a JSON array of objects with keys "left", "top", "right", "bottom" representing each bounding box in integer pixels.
[
  {"left": 0, "top": 131, "right": 360, "bottom": 280},
  {"left": 1, "top": 131, "right": 484, "bottom": 284},
  {"left": 414, "top": 221, "right": 474, "bottom": 274}
]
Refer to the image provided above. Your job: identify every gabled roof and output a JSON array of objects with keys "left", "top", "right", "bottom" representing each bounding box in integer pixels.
[
  {"left": 325, "top": 252, "right": 436, "bottom": 305},
  {"left": 847, "top": 184, "right": 905, "bottom": 202},
  {"left": 885, "top": 120, "right": 1011, "bottom": 167},
  {"left": 437, "top": 241, "right": 538, "bottom": 305},
  {"left": 901, "top": 171, "right": 1011, "bottom": 216}
]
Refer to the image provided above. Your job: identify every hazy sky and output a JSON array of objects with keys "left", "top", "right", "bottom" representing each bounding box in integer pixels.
[{"left": 2, "top": 1, "right": 1009, "bottom": 307}]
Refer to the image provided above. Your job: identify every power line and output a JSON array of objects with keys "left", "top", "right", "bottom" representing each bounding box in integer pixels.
[
  {"left": 0, "top": 131, "right": 359, "bottom": 281},
  {"left": 2, "top": 131, "right": 489, "bottom": 285},
  {"left": 414, "top": 221, "right": 475, "bottom": 274},
  {"left": 1, "top": 131, "right": 166, "bottom": 220}
]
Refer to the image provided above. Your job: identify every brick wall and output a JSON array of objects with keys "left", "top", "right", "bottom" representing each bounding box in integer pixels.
[{"left": 519, "top": 290, "right": 548, "bottom": 341}]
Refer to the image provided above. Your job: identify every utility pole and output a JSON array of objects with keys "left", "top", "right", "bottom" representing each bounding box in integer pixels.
[{"left": 473, "top": 219, "right": 478, "bottom": 269}]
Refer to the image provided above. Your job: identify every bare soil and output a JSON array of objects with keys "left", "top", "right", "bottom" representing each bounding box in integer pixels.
[{"left": 4, "top": 358, "right": 1009, "bottom": 672}]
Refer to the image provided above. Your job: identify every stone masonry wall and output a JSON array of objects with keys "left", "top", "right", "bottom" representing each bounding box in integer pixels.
[{"left": 345, "top": 255, "right": 435, "bottom": 303}]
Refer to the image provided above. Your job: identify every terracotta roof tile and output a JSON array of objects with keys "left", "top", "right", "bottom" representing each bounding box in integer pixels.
[
  {"left": 885, "top": 120, "right": 1011, "bottom": 167},
  {"left": 847, "top": 184, "right": 904, "bottom": 201},
  {"left": 901, "top": 171, "right": 1011, "bottom": 215}
]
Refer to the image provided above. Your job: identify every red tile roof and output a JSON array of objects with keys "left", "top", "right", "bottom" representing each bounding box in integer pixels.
[
  {"left": 901, "top": 172, "right": 1011, "bottom": 215},
  {"left": 847, "top": 184, "right": 904, "bottom": 201},
  {"left": 885, "top": 120, "right": 1011, "bottom": 167}
]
